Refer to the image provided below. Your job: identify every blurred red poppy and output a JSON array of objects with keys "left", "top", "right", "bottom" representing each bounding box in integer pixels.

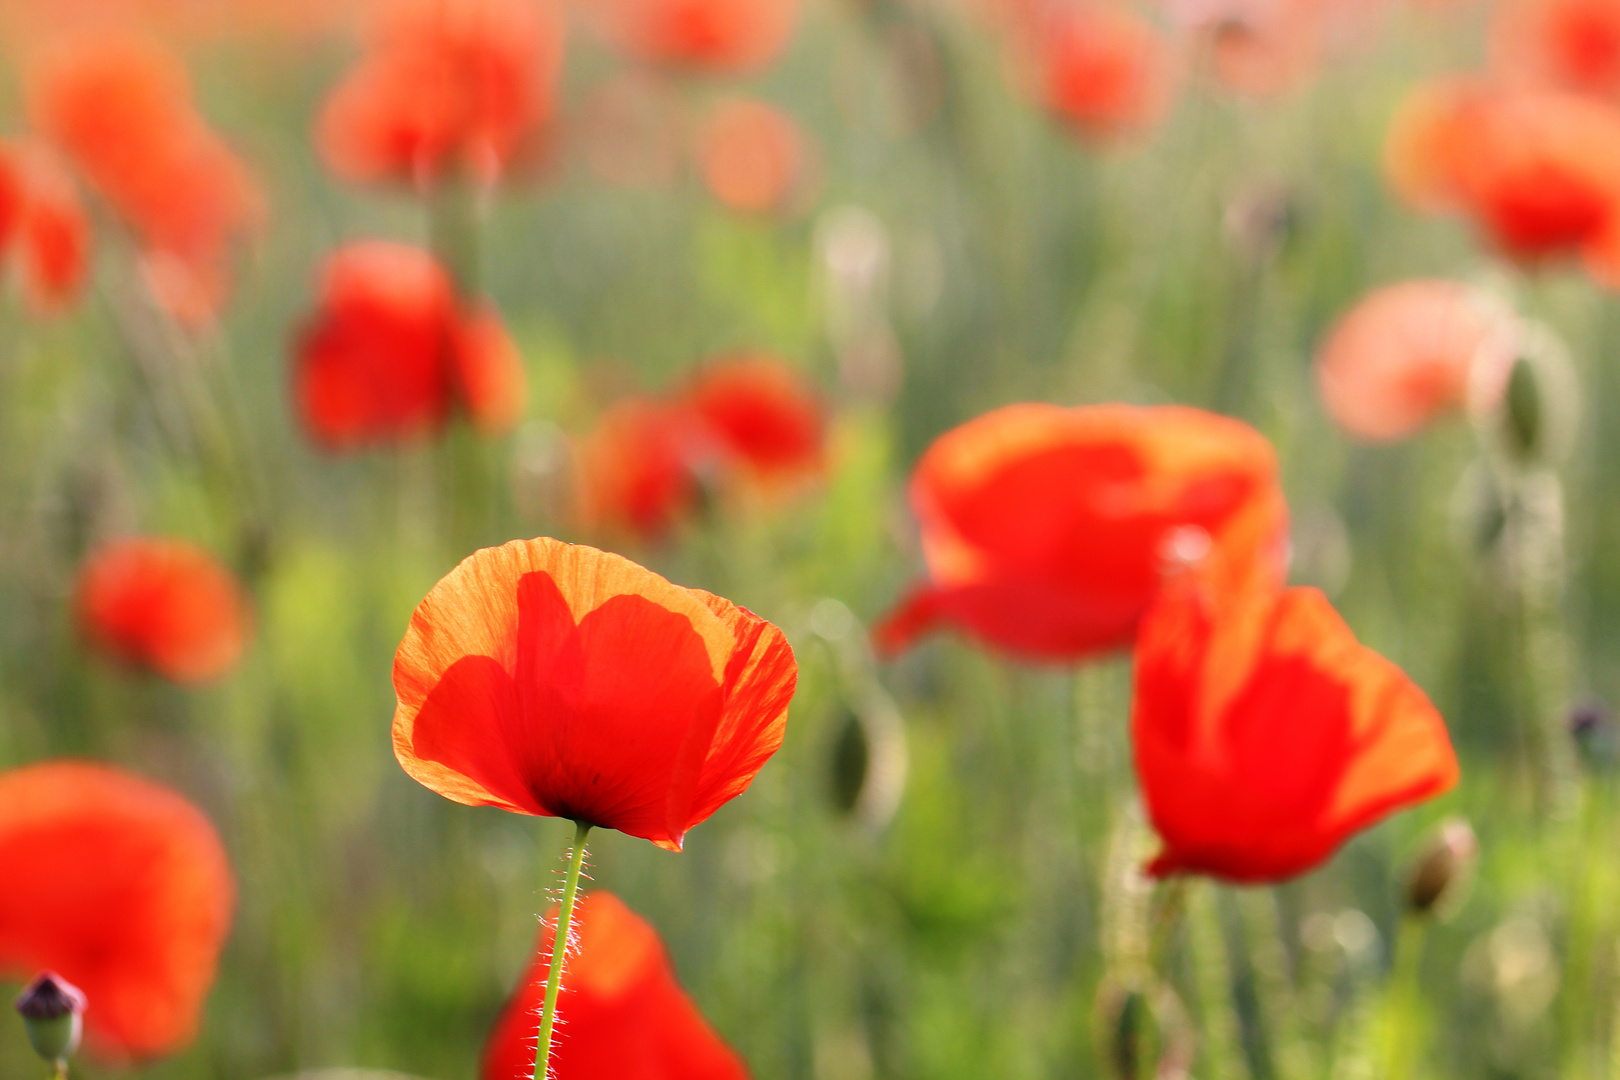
[
  {"left": 0, "top": 141, "right": 92, "bottom": 313},
  {"left": 873, "top": 403, "right": 1287, "bottom": 662},
  {"left": 0, "top": 760, "right": 234, "bottom": 1061},
  {"left": 1315, "top": 279, "right": 1519, "bottom": 443},
  {"left": 1165, "top": 0, "right": 1324, "bottom": 97},
  {"left": 27, "top": 34, "right": 263, "bottom": 325},
  {"left": 1132, "top": 580, "right": 1459, "bottom": 883},
  {"left": 681, "top": 355, "right": 825, "bottom": 483},
  {"left": 294, "top": 242, "right": 525, "bottom": 449},
  {"left": 77, "top": 537, "right": 251, "bottom": 683},
  {"left": 696, "top": 98, "right": 809, "bottom": 215},
  {"left": 1386, "top": 80, "right": 1620, "bottom": 272},
  {"left": 318, "top": 0, "right": 565, "bottom": 190},
  {"left": 575, "top": 397, "right": 701, "bottom": 540},
  {"left": 393, "top": 537, "right": 797, "bottom": 851},
  {"left": 1023, "top": 4, "right": 1175, "bottom": 140},
  {"left": 592, "top": 0, "right": 799, "bottom": 73},
  {"left": 1493, "top": 0, "right": 1620, "bottom": 101},
  {"left": 482, "top": 891, "right": 749, "bottom": 1080}
]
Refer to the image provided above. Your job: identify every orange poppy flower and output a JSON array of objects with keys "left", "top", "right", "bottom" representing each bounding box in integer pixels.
[
  {"left": 680, "top": 355, "right": 825, "bottom": 482},
  {"left": 392, "top": 537, "right": 797, "bottom": 850},
  {"left": 696, "top": 98, "right": 809, "bottom": 215},
  {"left": 592, "top": 0, "right": 799, "bottom": 73},
  {"left": 27, "top": 34, "right": 263, "bottom": 324},
  {"left": 482, "top": 891, "right": 749, "bottom": 1080},
  {"left": 1383, "top": 75, "right": 1496, "bottom": 211},
  {"left": 873, "top": 403, "right": 1287, "bottom": 662},
  {"left": 77, "top": 537, "right": 251, "bottom": 683},
  {"left": 1315, "top": 279, "right": 1519, "bottom": 443},
  {"left": 294, "top": 242, "right": 525, "bottom": 448},
  {"left": 318, "top": 0, "right": 565, "bottom": 190},
  {"left": 1493, "top": 0, "right": 1620, "bottom": 102},
  {"left": 0, "top": 760, "right": 234, "bottom": 1061},
  {"left": 575, "top": 398, "right": 702, "bottom": 540},
  {"left": 1023, "top": 4, "right": 1175, "bottom": 140},
  {"left": 1131, "top": 580, "right": 1459, "bottom": 883}
]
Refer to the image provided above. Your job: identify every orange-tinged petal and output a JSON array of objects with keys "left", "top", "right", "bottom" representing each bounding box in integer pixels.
[
  {"left": 393, "top": 538, "right": 796, "bottom": 849},
  {"left": 0, "top": 761, "right": 234, "bottom": 1063}
]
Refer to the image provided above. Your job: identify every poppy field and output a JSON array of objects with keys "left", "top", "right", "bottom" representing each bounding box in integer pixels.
[{"left": 3, "top": 0, "right": 1620, "bottom": 1078}]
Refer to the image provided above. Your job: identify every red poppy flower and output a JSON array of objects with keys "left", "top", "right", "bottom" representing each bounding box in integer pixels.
[
  {"left": 1022, "top": 4, "right": 1175, "bottom": 140},
  {"left": 593, "top": 0, "right": 799, "bottom": 73},
  {"left": 77, "top": 537, "right": 251, "bottom": 683},
  {"left": 0, "top": 141, "right": 91, "bottom": 313},
  {"left": 1494, "top": 0, "right": 1620, "bottom": 102},
  {"left": 873, "top": 403, "right": 1287, "bottom": 662},
  {"left": 1387, "top": 80, "right": 1620, "bottom": 269},
  {"left": 1131, "top": 580, "right": 1459, "bottom": 883},
  {"left": 575, "top": 398, "right": 702, "bottom": 539},
  {"left": 294, "top": 242, "right": 525, "bottom": 448},
  {"left": 318, "top": 0, "right": 566, "bottom": 190},
  {"left": 482, "top": 891, "right": 749, "bottom": 1080},
  {"left": 1315, "top": 279, "right": 1519, "bottom": 443},
  {"left": 392, "top": 537, "right": 797, "bottom": 851},
  {"left": 27, "top": 34, "right": 263, "bottom": 324},
  {"left": 681, "top": 355, "right": 825, "bottom": 482},
  {"left": 0, "top": 760, "right": 234, "bottom": 1062},
  {"left": 696, "top": 98, "right": 809, "bottom": 215}
]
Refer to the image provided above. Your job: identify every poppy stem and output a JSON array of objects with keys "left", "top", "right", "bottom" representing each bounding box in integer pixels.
[{"left": 532, "top": 819, "right": 592, "bottom": 1080}]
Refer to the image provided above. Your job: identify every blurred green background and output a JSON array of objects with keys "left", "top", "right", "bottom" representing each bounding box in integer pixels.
[{"left": 4, "top": 2, "right": 1620, "bottom": 1078}]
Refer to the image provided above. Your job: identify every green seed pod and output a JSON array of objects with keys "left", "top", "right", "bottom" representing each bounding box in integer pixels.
[{"left": 15, "top": 973, "right": 85, "bottom": 1066}]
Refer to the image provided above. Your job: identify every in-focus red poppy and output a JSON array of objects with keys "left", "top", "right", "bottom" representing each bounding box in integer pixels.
[
  {"left": 696, "top": 98, "right": 809, "bottom": 215},
  {"left": 0, "top": 760, "right": 234, "bottom": 1062},
  {"left": 0, "top": 141, "right": 92, "bottom": 313},
  {"left": 680, "top": 355, "right": 825, "bottom": 482},
  {"left": 318, "top": 0, "right": 566, "bottom": 190},
  {"left": 873, "top": 403, "right": 1287, "bottom": 662},
  {"left": 294, "top": 242, "right": 525, "bottom": 448},
  {"left": 77, "top": 537, "right": 251, "bottom": 683},
  {"left": 1493, "top": 0, "right": 1620, "bottom": 102},
  {"left": 575, "top": 397, "right": 701, "bottom": 540},
  {"left": 1020, "top": 3, "right": 1175, "bottom": 140},
  {"left": 1315, "top": 279, "right": 1519, "bottom": 443},
  {"left": 592, "top": 0, "right": 799, "bottom": 73},
  {"left": 27, "top": 34, "right": 263, "bottom": 324},
  {"left": 1131, "top": 579, "right": 1459, "bottom": 883},
  {"left": 482, "top": 891, "right": 749, "bottom": 1080},
  {"left": 392, "top": 537, "right": 797, "bottom": 851}
]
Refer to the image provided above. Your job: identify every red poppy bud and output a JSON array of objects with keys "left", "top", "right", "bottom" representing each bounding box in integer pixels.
[
  {"left": 482, "top": 891, "right": 748, "bottom": 1080},
  {"left": 874, "top": 403, "right": 1287, "bottom": 662},
  {"left": 76, "top": 537, "right": 252, "bottom": 684},
  {"left": 1132, "top": 581, "right": 1460, "bottom": 883},
  {"left": 392, "top": 537, "right": 798, "bottom": 851},
  {"left": 15, "top": 972, "right": 86, "bottom": 1066},
  {"left": 0, "top": 762, "right": 234, "bottom": 1063}
]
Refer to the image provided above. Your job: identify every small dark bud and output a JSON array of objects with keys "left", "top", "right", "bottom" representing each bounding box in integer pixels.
[
  {"left": 829, "top": 709, "right": 870, "bottom": 816},
  {"left": 15, "top": 973, "right": 85, "bottom": 1065},
  {"left": 1570, "top": 698, "right": 1619, "bottom": 769},
  {"left": 1405, "top": 818, "right": 1478, "bottom": 916},
  {"left": 1502, "top": 355, "right": 1543, "bottom": 461}
]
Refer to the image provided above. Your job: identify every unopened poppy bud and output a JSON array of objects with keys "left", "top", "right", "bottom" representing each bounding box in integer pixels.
[
  {"left": 829, "top": 709, "right": 868, "bottom": 816},
  {"left": 1405, "top": 818, "right": 1478, "bottom": 916},
  {"left": 1570, "top": 698, "right": 1619, "bottom": 769},
  {"left": 1502, "top": 356, "right": 1542, "bottom": 461},
  {"left": 826, "top": 693, "right": 908, "bottom": 833},
  {"left": 15, "top": 972, "right": 86, "bottom": 1066},
  {"left": 1098, "top": 982, "right": 1149, "bottom": 1080}
]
